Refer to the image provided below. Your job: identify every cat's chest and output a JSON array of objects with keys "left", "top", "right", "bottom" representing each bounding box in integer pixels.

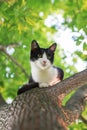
[{"left": 31, "top": 67, "right": 57, "bottom": 83}]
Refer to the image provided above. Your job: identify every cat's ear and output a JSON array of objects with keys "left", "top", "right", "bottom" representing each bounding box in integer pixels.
[
  {"left": 31, "top": 40, "right": 40, "bottom": 50},
  {"left": 49, "top": 43, "right": 57, "bottom": 52}
]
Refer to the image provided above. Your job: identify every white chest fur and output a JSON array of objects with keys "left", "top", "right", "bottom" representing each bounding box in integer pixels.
[{"left": 30, "top": 61, "right": 58, "bottom": 84}]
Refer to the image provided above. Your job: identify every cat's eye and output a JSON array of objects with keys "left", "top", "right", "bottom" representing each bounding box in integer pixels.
[
  {"left": 47, "top": 55, "right": 51, "bottom": 59},
  {"left": 38, "top": 54, "right": 42, "bottom": 58}
]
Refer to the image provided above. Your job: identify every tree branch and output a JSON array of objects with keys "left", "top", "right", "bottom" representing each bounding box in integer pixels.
[
  {"left": 0, "top": 94, "right": 6, "bottom": 107},
  {"left": 0, "top": 45, "right": 29, "bottom": 78},
  {"left": 0, "top": 69, "right": 87, "bottom": 130},
  {"left": 63, "top": 84, "right": 87, "bottom": 125},
  {"left": 48, "top": 69, "right": 87, "bottom": 98}
]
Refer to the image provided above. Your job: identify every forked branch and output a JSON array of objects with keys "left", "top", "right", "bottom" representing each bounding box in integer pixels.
[{"left": 0, "top": 69, "right": 87, "bottom": 130}]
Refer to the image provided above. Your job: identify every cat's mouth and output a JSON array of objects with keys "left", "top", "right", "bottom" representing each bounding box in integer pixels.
[
  {"left": 36, "top": 60, "right": 51, "bottom": 70},
  {"left": 42, "top": 63, "right": 46, "bottom": 67},
  {"left": 40, "top": 63, "right": 48, "bottom": 70}
]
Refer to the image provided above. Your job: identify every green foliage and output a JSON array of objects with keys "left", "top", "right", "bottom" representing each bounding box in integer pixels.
[
  {"left": 0, "top": 0, "right": 87, "bottom": 129},
  {"left": 69, "top": 121, "right": 87, "bottom": 130},
  {"left": 63, "top": 0, "right": 87, "bottom": 33},
  {"left": 83, "top": 42, "right": 87, "bottom": 51},
  {"left": 0, "top": 0, "right": 77, "bottom": 100}
]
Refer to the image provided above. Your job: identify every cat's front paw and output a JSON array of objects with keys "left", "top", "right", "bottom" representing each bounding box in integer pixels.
[{"left": 39, "top": 83, "right": 49, "bottom": 88}]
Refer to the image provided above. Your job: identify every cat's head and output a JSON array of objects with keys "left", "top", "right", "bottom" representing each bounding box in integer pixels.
[{"left": 30, "top": 40, "right": 57, "bottom": 70}]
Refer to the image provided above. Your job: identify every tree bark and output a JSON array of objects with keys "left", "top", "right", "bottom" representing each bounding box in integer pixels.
[
  {"left": 0, "top": 69, "right": 87, "bottom": 130},
  {"left": 0, "top": 94, "right": 6, "bottom": 107}
]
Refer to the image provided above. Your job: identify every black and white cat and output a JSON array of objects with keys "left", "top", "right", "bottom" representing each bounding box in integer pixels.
[
  {"left": 29, "top": 40, "right": 64, "bottom": 87},
  {"left": 17, "top": 40, "right": 64, "bottom": 95}
]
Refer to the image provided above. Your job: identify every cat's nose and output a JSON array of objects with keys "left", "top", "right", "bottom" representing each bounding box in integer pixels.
[{"left": 43, "top": 61, "right": 47, "bottom": 64}]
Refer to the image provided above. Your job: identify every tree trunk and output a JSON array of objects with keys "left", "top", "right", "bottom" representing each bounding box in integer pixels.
[{"left": 0, "top": 69, "right": 87, "bottom": 130}]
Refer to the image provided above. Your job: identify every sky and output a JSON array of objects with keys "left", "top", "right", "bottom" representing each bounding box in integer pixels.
[{"left": 44, "top": 13, "right": 87, "bottom": 71}]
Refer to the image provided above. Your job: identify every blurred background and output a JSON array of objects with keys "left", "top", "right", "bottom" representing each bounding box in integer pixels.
[{"left": 0, "top": 0, "right": 87, "bottom": 129}]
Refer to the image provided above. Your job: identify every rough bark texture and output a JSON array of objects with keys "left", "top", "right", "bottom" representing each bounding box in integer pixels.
[
  {"left": 0, "top": 69, "right": 87, "bottom": 130},
  {"left": 0, "top": 94, "right": 6, "bottom": 107}
]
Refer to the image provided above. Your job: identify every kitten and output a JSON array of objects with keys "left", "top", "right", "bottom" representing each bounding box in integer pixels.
[
  {"left": 29, "top": 40, "right": 64, "bottom": 87},
  {"left": 17, "top": 40, "right": 64, "bottom": 95}
]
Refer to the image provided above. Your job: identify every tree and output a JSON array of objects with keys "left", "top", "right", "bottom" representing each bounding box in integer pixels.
[
  {"left": 0, "top": 69, "right": 87, "bottom": 130},
  {"left": 0, "top": 0, "right": 87, "bottom": 129},
  {"left": 0, "top": 0, "right": 86, "bottom": 98},
  {"left": 0, "top": 94, "right": 6, "bottom": 107}
]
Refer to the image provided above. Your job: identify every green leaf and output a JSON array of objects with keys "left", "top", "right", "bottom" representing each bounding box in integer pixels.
[{"left": 83, "top": 42, "right": 87, "bottom": 51}]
